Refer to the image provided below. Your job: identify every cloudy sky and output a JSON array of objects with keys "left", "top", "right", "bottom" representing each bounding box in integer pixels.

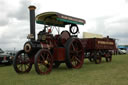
[{"left": 0, "top": 0, "right": 128, "bottom": 50}]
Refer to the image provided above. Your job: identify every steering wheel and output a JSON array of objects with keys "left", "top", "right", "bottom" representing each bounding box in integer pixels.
[{"left": 69, "top": 24, "right": 79, "bottom": 34}]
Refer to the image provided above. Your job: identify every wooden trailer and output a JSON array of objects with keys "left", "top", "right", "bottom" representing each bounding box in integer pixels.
[{"left": 80, "top": 37, "right": 116, "bottom": 64}]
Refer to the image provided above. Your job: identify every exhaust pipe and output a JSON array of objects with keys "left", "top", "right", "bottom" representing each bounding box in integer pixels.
[{"left": 28, "top": 6, "right": 36, "bottom": 41}]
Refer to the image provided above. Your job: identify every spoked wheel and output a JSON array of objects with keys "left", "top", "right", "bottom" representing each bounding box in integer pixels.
[
  {"left": 89, "top": 57, "right": 94, "bottom": 62},
  {"left": 94, "top": 52, "right": 102, "bottom": 64},
  {"left": 13, "top": 50, "right": 32, "bottom": 73},
  {"left": 89, "top": 53, "right": 95, "bottom": 62},
  {"left": 34, "top": 49, "right": 53, "bottom": 75},
  {"left": 65, "top": 38, "right": 84, "bottom": 69},
  {"left": 105, "top": 52, "right": 112, "bottom": 62}
]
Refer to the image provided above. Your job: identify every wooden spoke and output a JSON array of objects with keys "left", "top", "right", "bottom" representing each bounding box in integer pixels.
[
  {"left": 65, "top": 38, "right": 84, "bottom": 69},
  {"left": 34, "top": 49, "right": 53, "bottom": 75},
  {"left": 13, "top": 50, "right": 32, "bottom": 73}
]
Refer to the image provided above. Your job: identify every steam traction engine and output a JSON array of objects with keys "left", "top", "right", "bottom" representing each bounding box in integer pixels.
[{"left": 13, "top": 6, "right": 85, "bottom": 74}]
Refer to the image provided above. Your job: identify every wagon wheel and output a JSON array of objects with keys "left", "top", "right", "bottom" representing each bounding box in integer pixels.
[
  {"left": 65, "top": 38, "right": 84, "bottom": 69},
  {"left": 13, "top": 50, "right": 32, "bottom": 73},
  {"left": 89, "top": 57, "right": 94, "bottom": 62},
  {"left": 34, "top": 49, "right": 53, "bottom": 75},
  {"left": 89, "top": 53, "right": 95, "bottom": 62},
  {"left": 94, "top": 52, "right": 101, "bottom": 64},
  {"left": 106, "top": 52, "right": 112, "bottom": 62},
  {"left": 53, "top": 61, "right": 61, "bottom": 68}
]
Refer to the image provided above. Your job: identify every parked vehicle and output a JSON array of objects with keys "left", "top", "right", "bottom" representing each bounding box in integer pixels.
[
  {"left": 0, "top": 48, "right": 13, "bottom": 64},
  {"left": 6, "top": 50, "right": 17, "bottom": 58},
  {"left": 118, "top": 49, "right": 127, "bottom": 54}
]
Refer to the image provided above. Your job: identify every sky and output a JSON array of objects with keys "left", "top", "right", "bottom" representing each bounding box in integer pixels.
[{"left": 0, "top": 0, "right": 128, "bottom": 50}]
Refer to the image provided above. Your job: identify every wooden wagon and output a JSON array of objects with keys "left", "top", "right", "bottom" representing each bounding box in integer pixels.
[{"left": 81, "top": 37, "right": 116, "bottom": 64}]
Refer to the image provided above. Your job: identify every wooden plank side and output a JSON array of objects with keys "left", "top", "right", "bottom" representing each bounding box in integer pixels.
[{"left": 80, "top": 38, "right": 116, "bottom": 50}]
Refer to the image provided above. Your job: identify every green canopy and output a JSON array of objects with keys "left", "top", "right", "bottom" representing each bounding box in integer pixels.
[{"left": 36, "top": 12, "right": 85, "bottom": 27}]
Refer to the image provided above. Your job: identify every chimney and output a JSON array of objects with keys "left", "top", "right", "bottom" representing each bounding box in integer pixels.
[
  {"left": 28, "top": 6, "right": 36, "bottom": 41},
  {"left": 107, "top": 36, "right": 109, "bottom": 38}
]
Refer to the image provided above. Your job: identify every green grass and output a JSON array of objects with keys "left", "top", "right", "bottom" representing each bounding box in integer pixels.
[{"left": 0, "top": 54, "right": 128, "bottom": 85}]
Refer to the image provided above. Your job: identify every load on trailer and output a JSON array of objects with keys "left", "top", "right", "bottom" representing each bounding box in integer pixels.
[{"left": 13, "top": 5, "right": 116, "bottom": 75}]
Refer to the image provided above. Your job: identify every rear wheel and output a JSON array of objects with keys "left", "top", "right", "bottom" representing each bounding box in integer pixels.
[
  {"left": 106, "top": 56, "right": 112, "bottom": 62},
  {"left": 106, "top": 52, "right": 112, "bottom": 62},
  {"left": 89, "top": 57, "right": 94, "bottom": 62},
  {"left": 89, "top": 52, "right": 94, "bottom": 62},
  {"left": 13, "top": 50, "right": 32, "bottom": 73},
  {"left": 34, "top": 49, "right": 53, "bottom": 75},
  {"left": 94, "top": 52, "right": 101, "bottom": 64},
  {"left": 65, "top": 38, "right": 84, "bottom": 69}
]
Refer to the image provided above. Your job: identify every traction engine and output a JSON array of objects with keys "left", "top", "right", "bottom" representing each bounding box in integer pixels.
[{"left": 13, "top": 6, "right": 85, "bottom": 75}]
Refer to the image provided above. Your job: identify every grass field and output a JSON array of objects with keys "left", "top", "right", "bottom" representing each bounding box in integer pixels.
[{"left": 0, "top": 54, "right": 128, "bottom": 85}]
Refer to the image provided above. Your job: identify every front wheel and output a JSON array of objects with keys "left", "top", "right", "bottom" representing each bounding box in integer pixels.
[
  {"left": 34, "top": 49, "right": 53, "bottom": 75},
  {"left": 13, "top": 50, "right": 32, "bottom": 73}
]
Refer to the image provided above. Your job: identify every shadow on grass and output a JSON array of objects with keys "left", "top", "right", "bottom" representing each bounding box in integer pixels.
[
  {"left": 0, "top": 64, "right": 12, "bottom": 67},
  {"left": 53, "top": 64, "right": 70, "bottom": 72},
  {"left": 14, "top": 65, "right": 69, "bottom": 76}
]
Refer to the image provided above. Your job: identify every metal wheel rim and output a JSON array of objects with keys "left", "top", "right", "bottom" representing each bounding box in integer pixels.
[
  {"left": 36, "top": 50, "right": 53, "bottom": 74},
  {"left": 106, "top": 53, "right": 112, "bottom": 62},
  {"left": 94, "top": 55, "right": 101, "bottom": 64},
  {"left": 69, "top": 39, "right": 84, "bottom": 68},
  {"left": 13, "top": 50, "right": 32, "bottom": 73}
]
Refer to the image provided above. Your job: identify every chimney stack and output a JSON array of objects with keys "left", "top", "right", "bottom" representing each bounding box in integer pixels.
[{"left": 28, "top": 6, "right": 36, "bottom": 41}]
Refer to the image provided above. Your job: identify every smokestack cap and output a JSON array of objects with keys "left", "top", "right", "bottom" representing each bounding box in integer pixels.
[{"left": 28, "top": 5, "right": 36, "bottom": 10}]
